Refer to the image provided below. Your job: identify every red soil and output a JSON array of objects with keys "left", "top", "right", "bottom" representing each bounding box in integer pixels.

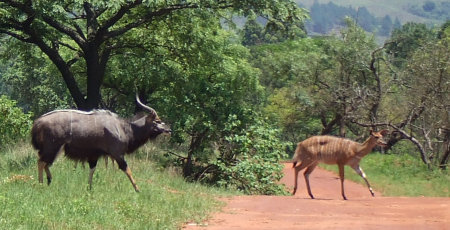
[{"left": 184, "top": 163, "right": 450, "bottom": 230}]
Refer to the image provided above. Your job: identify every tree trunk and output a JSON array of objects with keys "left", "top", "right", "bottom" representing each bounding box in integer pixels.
[
  {"left": 83, "top": 58, "right": 103, "bottom": 110},
  {"left": 339, "top": 118, "right": 346, "bottom": 137},
  {"left": 440, "top": 144, "right": 450, "bottom": 170},
  {"left": 183, "top": 135, "right": 200, "bottom": 178},
  {"left": 183, "top": 151, "right": 194, "bottom": 178},
  {"left": 28, "top": 29, "right": 105, "bottom": 111},
  {"left": 440, "top": 129, "right": 450, "bottom": 170},
  {"left": 384, "top": 131, "right": 404, "bottom": 152},
  {"left": 321, "top": 113, "right": 342, "bottom": 135},
  {"left": 183, "top": 130, "right": 208, "bottom": 178}
]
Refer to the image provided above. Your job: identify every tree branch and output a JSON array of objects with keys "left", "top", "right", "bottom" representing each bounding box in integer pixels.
[
  {"left": 0, "top": 29, "right": 31, "bottom": 43},
  {"left": 40, "top": 15, "right": 86, "bottom": 47},
  {"left": 97, "top": 0, "right": 143, "bottom": 37},
  {"left": 102, "top": 2, "right": 201, "bottom": 40},
  {"left": 351, "top": 120, "right": 431, "bottom": 167},
  {"left": 389, "top": 123, "right": 431, "bottom": 167}
]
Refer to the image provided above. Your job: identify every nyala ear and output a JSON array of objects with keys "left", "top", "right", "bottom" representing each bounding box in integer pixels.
[
  {"left": 132, "top": 112, "right": 146, "bottom": 121},
  {"left": 145, "top": 114, "right": 156, "bottom": 123},
  {"left": 379, "top": 129, "right": 389, "bottom": 136},
  {"left": 369, "top": 129, "right": 374, "bottom": 136}
]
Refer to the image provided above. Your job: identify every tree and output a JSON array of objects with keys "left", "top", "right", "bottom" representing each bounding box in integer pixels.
[
  {"left": 398, "top": 37, "right": 449, "bottom": 168},
  {"left": 103, "top": 9, "right": 286, "bottom": 186},
  {"left": 355, "top": 22, "right": 449, "bottom": 169},
  {"left": 242, "top": 16, "right": 265, "bottom": 46},
  {"left": 379, "top": 15, "right": 393, "bottom": 37},
  {"left": 151, "top": 34, "right": 263, "bottom": 178},
  {"left": 0, "top": 0, "right": 307, "bottom": 110},
  {"left": 253, "top": 19, "right": 390, "bottom": 145},
  {"left": 250, "top": 38, "right": 325, "bottom": 144},
  {"left": 423, "top": 1, "right": 436, "bottom": 12},
  {"left": 386, "top": 22, "right": 434, "bottom": 68},
  {"left": 393, "top": 17, "right": 402, "bottom": 30},
  {"left": 355, "top": 7, "right": 376, "bottom": 32},
  {"left": 437, "top": 20, "right": 450, "bottom": 40},
  {"left": 313, "top": 18, "right": 388, "bottom": 137},
  {"left": 0, "top": 39, "right": 71, "bottom": 115}
]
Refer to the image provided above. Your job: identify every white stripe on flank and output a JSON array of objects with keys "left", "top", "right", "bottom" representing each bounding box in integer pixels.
[
  {"left": 41, "top": 109, "right": 118, "bottom": 118},
  {"left": 311, "top": 138, "right": 316, "bottom": 156},
  {"left": 327, "top": 137, "right": 332, "bottom": 161},
  {"left": 317, "top": 137, "right": 322, "bottom": 160}
]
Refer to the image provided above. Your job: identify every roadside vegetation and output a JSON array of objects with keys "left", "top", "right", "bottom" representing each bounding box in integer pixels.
[{"left": 0, "top": 142, "right": 233, "bottom": 230}]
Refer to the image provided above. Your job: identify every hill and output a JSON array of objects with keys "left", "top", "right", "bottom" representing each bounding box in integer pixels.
[
  {"left": 295, "top": 0, "right": 448, "bottom": 40},
  {"left": 296, "top": 0, "right": 448, "bottom": 24},
  {"left": 297, "top": 0, "right": 447, "bottom": 25}
]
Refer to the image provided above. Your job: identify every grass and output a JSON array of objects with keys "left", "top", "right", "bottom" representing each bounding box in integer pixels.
[
  {"left": 0, "top": 142, "right": 233, "bottom": 230},
  {"left": 320, "top": 153, "right": 450, "bottom": 197}
]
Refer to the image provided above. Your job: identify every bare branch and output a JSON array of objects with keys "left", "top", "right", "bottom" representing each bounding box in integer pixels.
[
  {"left": 167, "top": 151, "right": 187, "bottom": 160},
  {"left": 389, "top": 124, "right": 431, "bottom": 167},
  {"left": 351, "top": 119, "right": 431, "bottom": 167}
]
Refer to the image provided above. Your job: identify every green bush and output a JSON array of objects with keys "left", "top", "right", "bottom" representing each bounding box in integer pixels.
[
  {"left": 213, "top": 118, "right": 290, "bottom": 195},
  {"left": 0, "top": 96, "right": 33, "bottom": 146}
]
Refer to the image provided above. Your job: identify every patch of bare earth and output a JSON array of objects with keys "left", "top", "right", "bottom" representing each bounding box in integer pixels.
[{"left": 184, "top": 163, "right": 450, "bottom": 230}]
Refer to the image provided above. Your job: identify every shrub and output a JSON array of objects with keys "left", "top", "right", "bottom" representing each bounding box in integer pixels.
[
  {"left": 213, "top": 118, "right": 290, "bottom": 195},
  {"left": 0, "top": 96, "right": 33, "bottom": 145}
]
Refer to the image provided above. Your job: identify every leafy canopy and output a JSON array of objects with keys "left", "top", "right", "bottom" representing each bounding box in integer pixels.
[{"left": 0, "top": 0, "right": 307, "bottom": 109}]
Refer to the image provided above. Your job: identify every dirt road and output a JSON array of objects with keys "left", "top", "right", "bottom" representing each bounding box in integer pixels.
[{"left": 184, "top": 163, "right": 450, "bottom": 230}]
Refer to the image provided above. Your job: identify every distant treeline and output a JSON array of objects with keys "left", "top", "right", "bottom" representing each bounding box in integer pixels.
[
  {"left": 306, "top": 1, "right": 401, "bottom": 36},
  {"left": 406, "top": 1, "right": 450, "bottom": 21}
]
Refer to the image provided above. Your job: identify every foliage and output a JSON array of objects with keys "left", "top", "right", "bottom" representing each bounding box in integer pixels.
[
  {"left": 0, "top": 39, "right": 72, "bottom": 116},
  {"left": 250, "top": 38, "right": 325, "bottom": 142},
  {"left": 0, "top": 0, "right": 307, "bottom": 110},
  {"left": 252, "top": 19, "right": 384, "bottom": 141},
  {"left": 386, "top": 22, "right": 435, "bottom": 67},
  {"left": 241, "top": 17, "right": 266, "bottom": 46},
  {"left": 102, "top": 8, "right": 289, "bottom": 194},
  {"left": 249, "top": 18, "right": 448, "bottom": 169},
  {"left": 0, "top": 96, "right": 33, "bottom": 146},
  {"left": 145, "top": 18, "right": 264, "bottom": 179},
  {"left": 213, "top": 118, "right": 290, "bottom": 195},
  {"left": 241, "top": 14, "right": 307, "bottom": 46},
  {"left": 399, "top": 34, "right": 449, "bottom": 167}
]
